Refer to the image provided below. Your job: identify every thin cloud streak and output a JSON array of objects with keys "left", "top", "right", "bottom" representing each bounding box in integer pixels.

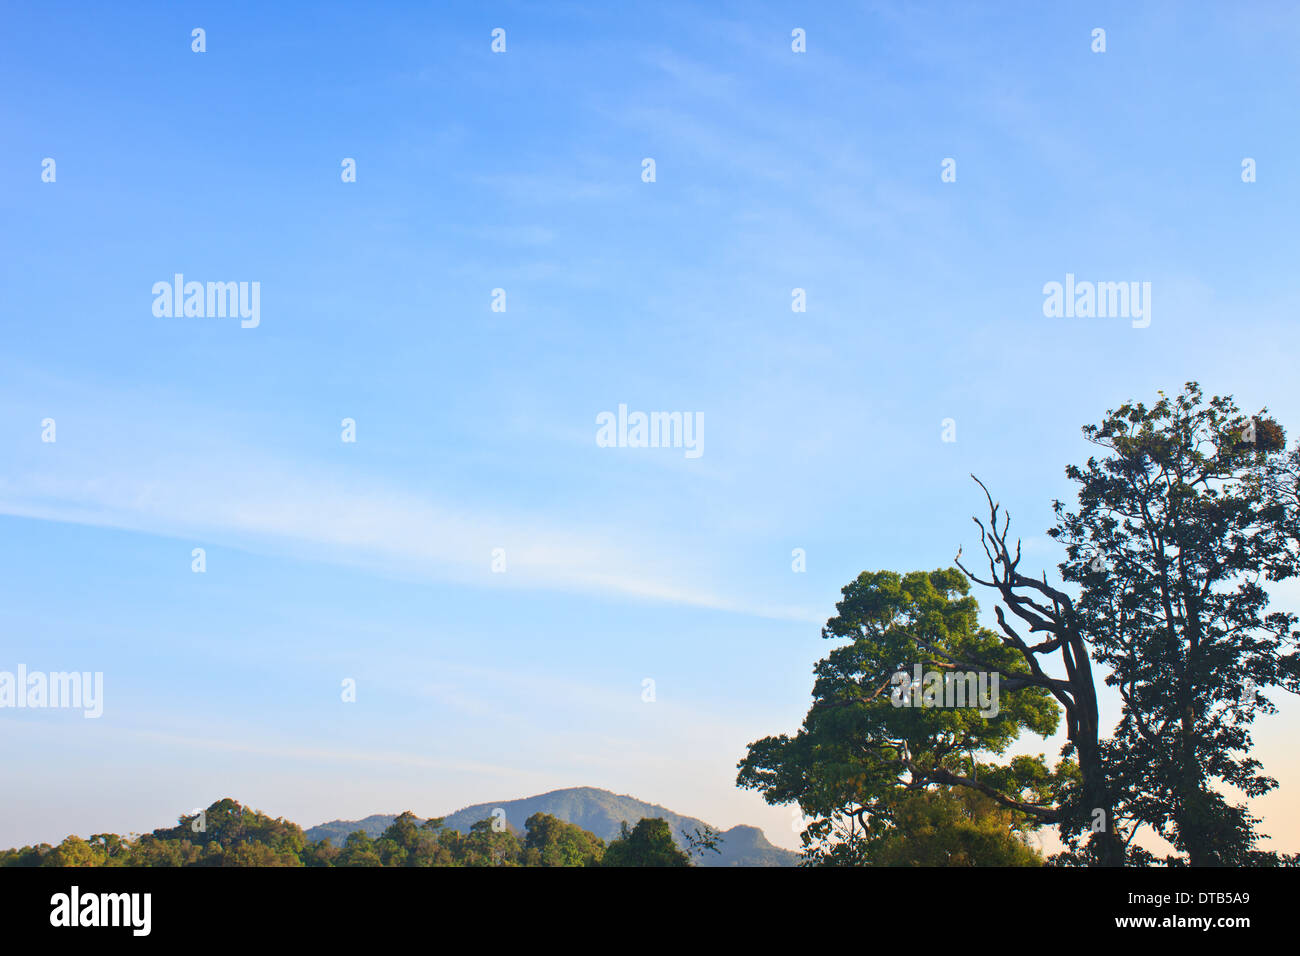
[{"left": 0, "top": 455, "right": 820, "bottom": 625}]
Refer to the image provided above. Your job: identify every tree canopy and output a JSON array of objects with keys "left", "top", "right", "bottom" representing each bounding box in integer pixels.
[
  {"left": 0, "top": 800, "right": 736, "bottom": 868},
  {"left": 738, "top": 568, "right": 1063, "bottom": 864},
  {"left": 1049, "top": 383, "right": 1300, "bottom": 864},
  {"left": 600, "top": 817, "right": 692, "bottom": 867}
]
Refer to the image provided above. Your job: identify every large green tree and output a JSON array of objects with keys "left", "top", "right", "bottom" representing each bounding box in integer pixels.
[
  {"left": 600, "top": 818, "right": 690, "bottom": 867},
  {"left": 458, "top": 818, "right": 523, "bottom": 866},
  {"left": 374, "top": 811, "right": 453, "bottom": 866},
  {"left": 1049, "top": 383, "right": 1299, "bottom": 865},
  {"left": 523, "top": 812, "right": 605, "bottom": 866},
  {"left": 738, "top": 568, "right": 1065, "bottom": 865}
]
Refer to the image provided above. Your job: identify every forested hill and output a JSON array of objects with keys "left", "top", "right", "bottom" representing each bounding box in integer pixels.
[
  {"left": 306, "top": 787, "right": 797, "bottom": 867},
  {"left": 1, "top": 795, "right": 793, "bottom": 867}
]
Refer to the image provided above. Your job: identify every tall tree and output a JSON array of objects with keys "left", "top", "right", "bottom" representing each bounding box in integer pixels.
[
  {"left": 459, "top": 817, "right": 522, "bottom": 866},
  {"left": 738, "top": 569, "right": 1066, "bottom": 865},
  {"left": 600, "top": 818, "right": 690, "bottom": 867},
  {"left": 1049, "top": 383, "right": 1299, "bottom": 865},
  {"left": 523, "top": 812, "right": 605, "bottom": 867},
  {"left": 337, "top": 831, "right": 382, "bottom": 867},
  {"left": 954, "top": 485, "right": 1126, "bottom": 865},
  {"left": 376, "top": 811, "right": 452, "bottom": 866}
]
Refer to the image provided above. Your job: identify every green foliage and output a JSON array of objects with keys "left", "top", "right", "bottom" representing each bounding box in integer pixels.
[
  {"left": 304, "top": 788, "right": 797, "bottom": 867},
  {"left": 337, "top": 831, "right": 382, "bottom": 867},
  {"left": 807, "top": 788, "right": 1043, "bottom": 867},
  {"left": 1051, "top": 383, "right": 1300, "bottom": 865},
  {"left": 739, "top": 568, "right": 1064, "bottom": 864},
  {"left": 0, "top": 799, "right": 608, "bottom": 868},
  {"left": 601, "top": 818, "right": 692, "bottom": 867},
  {"left": 523, "top": 812, "right": 605, "bottom": 866},
  {"left": 152, "top": 798, "right": 307, "bottom": 866},
  {"left": 367, "top": 811, "right": 453, "bottom": 866}
]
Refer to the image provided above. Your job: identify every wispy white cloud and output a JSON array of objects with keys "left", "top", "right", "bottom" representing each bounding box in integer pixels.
[
  {"left": 129, "top": 728, "right": 541, "bottom": 780},
  {"left": 0, "top": 387, "right": 819, "bottom": 624}
]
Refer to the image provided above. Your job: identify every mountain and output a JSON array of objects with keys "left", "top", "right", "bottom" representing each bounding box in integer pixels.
[{"left": 305, "top": 786, "right": 798, "bottom": 867}]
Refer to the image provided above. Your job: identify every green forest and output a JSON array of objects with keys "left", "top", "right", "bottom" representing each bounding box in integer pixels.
[{"left": 0, "top": 797, "right": 698, "bottom": 868}]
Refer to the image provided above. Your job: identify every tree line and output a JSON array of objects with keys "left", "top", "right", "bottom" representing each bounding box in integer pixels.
[{"left": 0, "top": 798, "right": 698, "bottom": 867}]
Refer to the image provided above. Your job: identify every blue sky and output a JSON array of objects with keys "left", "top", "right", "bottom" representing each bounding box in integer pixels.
[{"left": 2, "top": 1, "right": 1299, "bottom": 853}]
